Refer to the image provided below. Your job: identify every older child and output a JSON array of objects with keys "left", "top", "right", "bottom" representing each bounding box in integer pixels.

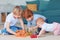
[
  {"left": 22, "top": 8, "right": 46, "bottom": 32},
  {"left": 33, "top": 18, "right": 60, "bottom": 37},
  {"left": 1, "top": 6, "right": 24, "bottom": 35}
]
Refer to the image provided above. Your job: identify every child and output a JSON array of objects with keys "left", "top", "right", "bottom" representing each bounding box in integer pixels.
[
  {"left": 33, "top": 18, "right": 60, "bottom": 37},
  {"left": 22, "top": 8, "right": 46, "bottom": 33},
  {"left": 0, "top": 6, "right": 24, "bottom": 35}
]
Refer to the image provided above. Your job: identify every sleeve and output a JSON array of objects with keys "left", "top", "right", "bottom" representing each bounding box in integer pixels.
[
  {"left": 42, "top": 26, "right": 46, "bottom": 30},
  {"left": 39, "top": 15, "right": 46, "bottom": 21},
  {"left": 27, "top": 21, "right": 31, "bottom": 27},
  {"left": 5, "top": 16, "right": 12, "bottom": 23}
]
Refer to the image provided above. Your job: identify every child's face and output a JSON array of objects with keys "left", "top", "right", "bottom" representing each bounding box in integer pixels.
[
  {"left": 37, "top": 20, "right": 44, "bottom": 28},
  {"left": 26, "top": 16, "right": 33, "bottom": 21},
  {"left": 13, "top": 15, "right": 21, "bottom": 19},
  {"left": 13, "top": 11, "right": 22, "bottom": 19},
  {"left": 36, "top": 18, "right": 44, "bottom": 26},
  {"left": 37, "top": 21, "right": 42, "bottom": 26}
]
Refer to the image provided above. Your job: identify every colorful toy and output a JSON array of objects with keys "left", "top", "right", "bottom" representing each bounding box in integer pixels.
[
  {"left": 30, "top": 34, "right": 37, "bottom": 38},
  {"left": 15, "top": 30, "right": 32, "bottom": 37},
  {"left": 16, "top": 30, "right": 28, "bottom": 37}
]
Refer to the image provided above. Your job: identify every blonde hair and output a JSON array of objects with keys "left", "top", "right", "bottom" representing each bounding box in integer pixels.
[{"left": 13, "top": 6, "right": 22, "bottom": 15}]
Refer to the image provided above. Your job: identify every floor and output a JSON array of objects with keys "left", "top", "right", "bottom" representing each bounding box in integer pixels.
[
  {"left": 0, "top": 33, "right": 60, "bottom": 40},
  {"left": 0, "top": 24, "right": 60, "bottom": 40}
]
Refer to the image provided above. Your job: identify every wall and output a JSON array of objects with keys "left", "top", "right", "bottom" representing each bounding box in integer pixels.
[
  {"left": 0, "top": 0, "right": 36, "bottom": 12},
  {"left": 38, "top": 0, "right": 50, "bottom": 11},
  {"left": 38, "top": 0, "right": 60, "bottom": 23}
]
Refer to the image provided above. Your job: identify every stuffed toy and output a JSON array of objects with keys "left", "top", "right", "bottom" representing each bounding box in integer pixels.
[{"left": 15, "top": 30, "right": 32, "bottom": 37}]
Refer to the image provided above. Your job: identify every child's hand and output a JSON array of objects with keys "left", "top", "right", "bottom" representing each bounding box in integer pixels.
[
  {"left": 12, "top": 32, "right": 17, "bottom": 35},
  {"left": 37, "top": 34, "right": 45, "bottom": 38},
  {"left": 37, "top": 35, "right": 41, "bottom": 38},
  {"left": 14, "top": 33, "right": 19, "bottom": 36},
  {"left": 28, "top": 28, "right": 32, "bottom": 32},
  {"left": 29, "top": 27, "right": 34, "bottom": 32},
  {"left": 15, "top": 30, "right": 21, "bottom": 37}
]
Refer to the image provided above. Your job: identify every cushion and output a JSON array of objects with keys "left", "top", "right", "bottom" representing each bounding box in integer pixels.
[{"left": 27, "top": 4, "right": 37, "bottom": 11}]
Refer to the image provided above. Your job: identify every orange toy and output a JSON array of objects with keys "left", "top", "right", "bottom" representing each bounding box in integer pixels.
[{"left": 15, "top": 30, "right": 30, "bottom": 37}]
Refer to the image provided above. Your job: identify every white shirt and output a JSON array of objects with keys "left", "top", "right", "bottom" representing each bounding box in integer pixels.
[
  {"left": 27, "top": 14, "right": 46, "bottom": 27},
  {"left": 4, "top": 12, "right": 18, "bottom": 28},
  {"left": 41, "top": 22, "right": 54, "bottom": 32}
]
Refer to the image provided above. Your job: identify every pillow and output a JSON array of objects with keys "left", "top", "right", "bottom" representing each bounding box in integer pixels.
[{"left": 27, "top": 4, "right": 37, "bottom": 11}]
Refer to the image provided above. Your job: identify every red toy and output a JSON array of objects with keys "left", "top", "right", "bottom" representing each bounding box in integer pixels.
[{"left": 30, "top": 34, "right": 37, "bottom": 38}]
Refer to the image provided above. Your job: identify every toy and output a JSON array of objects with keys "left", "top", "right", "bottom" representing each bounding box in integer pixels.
[
  {"left": 15, "top": 30, "right": 32, "bottom": 37},
  {"left": 16, "top": 30, "right": 28, "bottom": 37},
  {"left": 30, "top": 34, "right": 37, "bottom": 38}
]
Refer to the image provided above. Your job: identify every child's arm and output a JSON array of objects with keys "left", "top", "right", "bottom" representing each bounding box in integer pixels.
[
  {"left": 29, "top": 25, "right": 39, "bottom": 32},
  {"left": 27, "top": 21, "right": 31, "bottom": 27},
  {"left": 19, "top": 18, "right": 25, "bottom": 30},
  {"left": 32, "top": 25, "right": 39, "bottom": 30},
  {"left": 6, "top": 22, "right": 16, "bottom": 35},
  {"left": 38, "top": 29, "right": 45, "bottom": 37}
]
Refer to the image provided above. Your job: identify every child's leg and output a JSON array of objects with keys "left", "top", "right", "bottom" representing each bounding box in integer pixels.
[
  {"left": 1, "top": 26, "right": 22, "bottom": 35},
  {"left": 1, "top": 28, "right": 9, "bottom": 35},
  {"left": 57, "top": 24, "right": 60, "bottom": 35},
  {"left": 54, "top": 24, "right": 60, "bottom": 35},
  {"left": 10, "top": 26, "right": 22, "bottom": 32},
  {"left": 54, "top": 29, "right": 59, "bottom": 35}
]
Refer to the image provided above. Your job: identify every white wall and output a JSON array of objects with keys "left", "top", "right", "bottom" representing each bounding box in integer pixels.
[
  {"left": 0, "top": 0, "right": 26, "bottom": 5},
  {"left": 8, "top": 0, "right": 26, "bottom": 5},
  {"left": 0, "top": 0, "right": 35, "bottom": 12},
  {"left": 0, "top": 0, "right": 35, "bottom": 5},
  {"left": 0, "top": 5, "right": 15, "bottom": 12}
]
